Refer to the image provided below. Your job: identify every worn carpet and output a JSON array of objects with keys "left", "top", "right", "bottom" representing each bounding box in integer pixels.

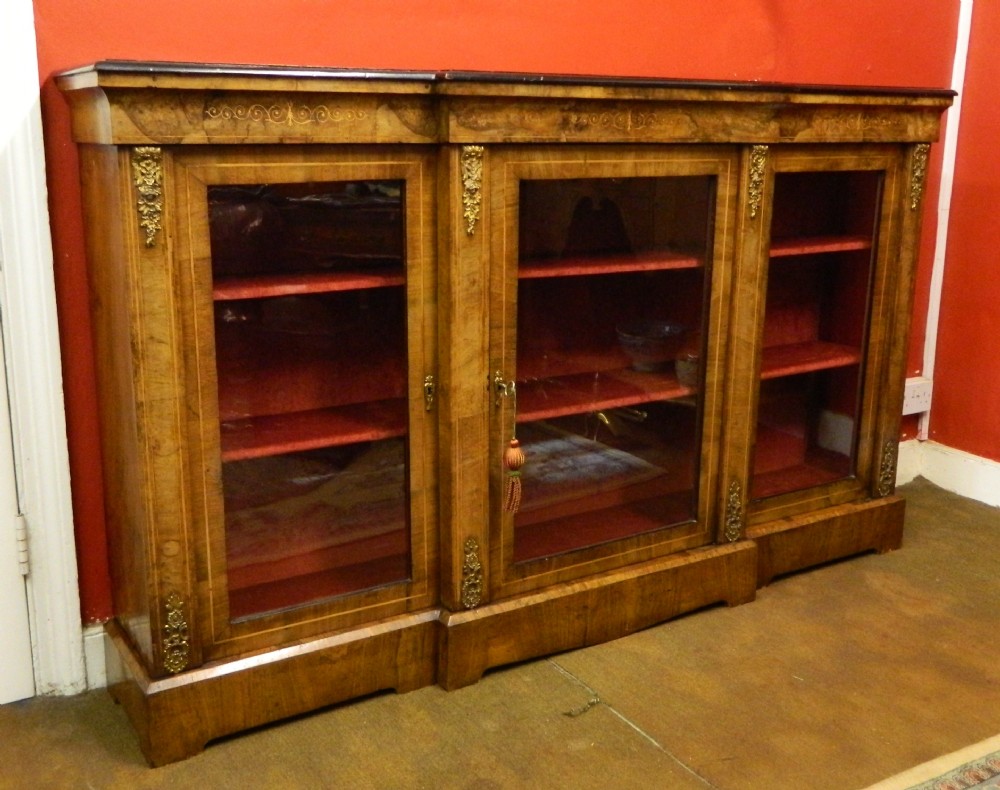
[{"left": 865, "top": 733, "right": 1000, "bottom": 789}]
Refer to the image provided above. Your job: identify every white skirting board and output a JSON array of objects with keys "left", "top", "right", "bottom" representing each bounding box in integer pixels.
[
  {"left": 897, "top": 439, "right": 1000, "bottom": 509},
  {"left": 83, "top": 624, "right": 109, "bottom": 690},
  {"left": 895, "top": 439, "right": 926, "bottom": 487}
]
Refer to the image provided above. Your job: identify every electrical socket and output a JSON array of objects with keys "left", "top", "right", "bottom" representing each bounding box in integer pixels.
[{"left": 902, "top": 377, "right": 933, "bottom": 416}]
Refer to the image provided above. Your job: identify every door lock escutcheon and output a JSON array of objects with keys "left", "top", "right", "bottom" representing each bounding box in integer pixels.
[
  {"left": 493, "top": 370, "right": 516, "bottom": 407},
  {"left": 423, "top": 374, "right": 435, "bottom": 411}
]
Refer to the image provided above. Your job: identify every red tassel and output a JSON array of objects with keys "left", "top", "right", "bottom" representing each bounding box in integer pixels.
[{"left": 503, "top": 438, "right": 525, "bottom": 513}]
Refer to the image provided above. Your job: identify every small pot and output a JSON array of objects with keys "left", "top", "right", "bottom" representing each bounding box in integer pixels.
[{"left": 616, "top": 320, "right": 687, "bottom": 372}]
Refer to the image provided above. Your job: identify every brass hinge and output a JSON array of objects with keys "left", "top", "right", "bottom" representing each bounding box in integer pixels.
[{"left": 15, "top": 514, "right": 28, "bottom": 577}]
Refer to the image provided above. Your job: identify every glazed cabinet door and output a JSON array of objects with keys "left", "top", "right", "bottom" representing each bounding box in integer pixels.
[
  {"left": 172, "top": 146, "right": 438, "bottom": 660},
  {"left": 727, "top": 145, "right": 907, "bottom": 526},
  {"left": 487, "top": 146, "right": 739, "bottom": 597}
]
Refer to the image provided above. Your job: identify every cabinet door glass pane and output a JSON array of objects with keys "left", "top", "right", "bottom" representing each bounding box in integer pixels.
[
  {"left": 513, "top": 176, "right": 713, "bottom": 563},
  {"left": 751, "top": 171, "right": 881, "bottom": 500},
  {"left": 208, "top": 181, "right": 411, "bottom": 619}
]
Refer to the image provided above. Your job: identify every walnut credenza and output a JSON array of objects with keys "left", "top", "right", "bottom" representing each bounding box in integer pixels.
[{"left": 57, "top": 62, "right": 952, "bottom": 764}]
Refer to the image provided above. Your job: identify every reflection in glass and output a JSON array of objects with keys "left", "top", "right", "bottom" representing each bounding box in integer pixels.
[
  {"left": 208, "top": 180, "right": 411, "bottom": 619},
  {"left": 223, "top": 442, "right": 409, "bottom": 619},
  {"left": 750, "top": 171, "right": 881, "bottom": 500},
  {"left": 512, "top": 176, "right": 714, "bottom": 563},
  {"left": 209, "top": 180, "right": 404, "bottom": 277}
]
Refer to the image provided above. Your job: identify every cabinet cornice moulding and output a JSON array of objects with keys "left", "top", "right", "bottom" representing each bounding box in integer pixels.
[{"left": 56, "top": 62, "right": 954, "bottom": 148}]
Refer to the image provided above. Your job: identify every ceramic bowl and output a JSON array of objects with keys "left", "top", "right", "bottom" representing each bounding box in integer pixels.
[{"left": 616, "top": 320, "right": 687, "bottom": 371}]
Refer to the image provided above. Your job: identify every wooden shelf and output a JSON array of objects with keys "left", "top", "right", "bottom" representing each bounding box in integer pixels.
[
  {"left": 770, "top": 234, "right": 872, "bottom": 258},
  {"left": 220, "top": 399, "right": 407, "bottom": 462},
  {"left": 751, "top": 449, "right": 852, "bottom": 499},
  {"left": 224, "top": 433, "right": 410, "bottom": 618},
  {"left": 760, "top": 341, "right": 861, "bottom": 380},
  {"left": 228, "top": 533, "right": 410, "bottom": 620},
  {"left": 516, "top": 346, "right": 629, "bottom": 382},
  {"left": 519, "top": 250, "right": 702, "bottom": 279},
  {"left": 517, "top": 367, "right": 695, "bottom": 423},
  {"left": 214, "top": 268, "right": 405, "bottom": 301},
  {"left": 514, "top": 490, "right": 695, "bottom": 564}
]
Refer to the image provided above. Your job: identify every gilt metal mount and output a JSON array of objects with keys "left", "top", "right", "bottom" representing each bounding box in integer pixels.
[
  {"left": 162, "top": 591, "right": 190, "bottom": 674},
  {"left": 131, "top": 146, "right": 164, "bottom": 248},
  {"left": 724, "top": 480, "right": 745, "bottom": 542},
  {"left": 877, "top": 440, "right": 897, "bottom": 497},
  {"left": 461, "top": 145, "right": 484, "bottom": 236},
  {"left": 460, "top": 537, "right": 483, "bottom": 609},
  {"left": 910, "top": 143, "right": 930, "bottom": 210},
  {"left": 748, "top": 145, "right": 768, "bottom": 219}
]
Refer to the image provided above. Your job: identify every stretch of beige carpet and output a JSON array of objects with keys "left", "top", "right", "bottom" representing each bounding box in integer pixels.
[{"left": 2, "top": 477, "right": 999, "bottom": 789}]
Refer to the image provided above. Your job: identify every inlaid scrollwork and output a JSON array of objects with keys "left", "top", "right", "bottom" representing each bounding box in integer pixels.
[
  {"left": 131, "top": 146, "right": 163, "bottom": 248},
  {"left": 569, "top": 110, "right": 658, "bottom": 131},
  {"left": 162, "top": 591, "right": 190, "bottom": 674},
  {"left": 748, "top": 145, "right": 768, "bottom": 219},
  {"left": 460, "top": 537, "right": 483, "bottom": 609},
  {"left": 205, "top": 102, "right": 367, "bottom": 126},
  {"left": 910, "top": 143, "right": 930, "bottom": 210},
  {"left": 461, "top": 145, "right": 484, "bottom": 236},
  {"left": 724, "top": 480, "right": 744, "bottom": 542}
]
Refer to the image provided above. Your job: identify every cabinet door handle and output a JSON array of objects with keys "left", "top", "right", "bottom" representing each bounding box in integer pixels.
[{"left": 493, "top": 371, "right": 524, "bottom": 513}]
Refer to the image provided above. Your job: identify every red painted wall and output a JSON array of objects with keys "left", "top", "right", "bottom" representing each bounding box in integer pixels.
[
  {"left": 929, "top": 2, "right": 1000, "bottom": 462},
  {"left": 32, "top": 0, "right": 959, "bottom": 622}
]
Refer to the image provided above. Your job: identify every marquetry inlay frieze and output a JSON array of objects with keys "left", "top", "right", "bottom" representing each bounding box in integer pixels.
[
  {"left": 568, "top": 110, "right": 659, "bottom": 131},
  {"left": 204, "top": 101, "right": 368, "bottom": 126}
]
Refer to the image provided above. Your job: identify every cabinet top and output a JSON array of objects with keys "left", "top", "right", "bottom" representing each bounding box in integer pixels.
[
  {"left": 56, "top": 60, "right": 954, "bottom": 147},
  {"left": 57, "top": 59, "right": 956, "bottom": 99}
]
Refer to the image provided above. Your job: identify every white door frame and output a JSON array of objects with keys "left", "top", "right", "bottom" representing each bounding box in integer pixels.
[
  {"left": 0, "top": 298, "right": 33, "bottom": 703},
  {"left": 0, "top": 0, "right": 86, "bottom": 696}
]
